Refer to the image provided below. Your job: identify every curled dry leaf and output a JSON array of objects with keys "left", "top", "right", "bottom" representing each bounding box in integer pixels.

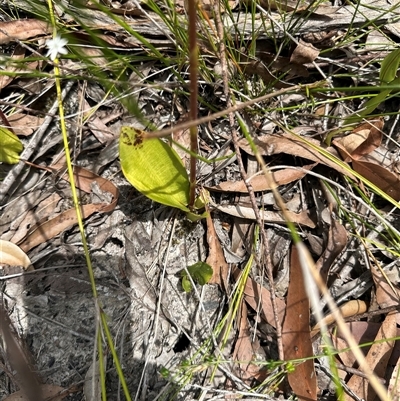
[
  {"left": 18, "top": 166, "right": 118, "bottom": 252},
  {"left": 333, "top": 118, "right": 383, "bottom": 161},
  {"left": 332, "top": 119, "right": 400, "bottom": 200},
  {"left": 310, "top": 300, "right": 368, "bottom": 338},
  {"left": 290, "top": 39, "right": 319, "bottom": 65},
  {"left": 238, "top": 132, "right": 355, "bottom": 179},
  {"left": 283, "top": 246, "right": 317, "bottom": 401},
  {"left": 212, "top": 202, "right": 316, "bottom": 228},
  {"left": 209, "top": 164, "right": 316, "bottom": 192},
  {"left": 10, "top": 193, "right": 62, "bottom": 244},
  {"left": 0, "top": 239, "right": 32, "bottom": 269},
  {"left": 0, "top": 20, "right": 50, "bottom": 44}
]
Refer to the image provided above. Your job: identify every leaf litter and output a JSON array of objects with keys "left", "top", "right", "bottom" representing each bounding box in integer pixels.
[{"left": 1, "top": 0, "right": 400, "bottom": 400}]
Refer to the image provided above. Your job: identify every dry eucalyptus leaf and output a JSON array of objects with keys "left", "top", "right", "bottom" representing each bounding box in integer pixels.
[
  {"left": 212, "top": 202, "right": 316, "bottom": 228},
  {"left": 388, "top": 356, "right": 400, "bottom": 400},
  {"left": 232, "top": 302, "right": 266, "bottom": 382},
  {"left": 18, "top": 166, "right": 119, "bottom": 252},
  {"left": 205, "top": 212, "right": 229, "bottom": 290},
  {"left": 344, "top": 311, "right": 397, "bottom": 401},
  {"left": 209, "top": 164, "right": 315, "bottom": 192},
  {"left": 7, "top": 113, "right": 45, "bottom": 136},
  {"left": 352, "top": 159, "right": 400, "bottom": 201},
  {"left": 333, "top": 119, "right": 383, "bottom": 161},
  {"left": 0, "top": 46, "right": 26, "bottom": 90},
  {"left": 283, "top": 246, "right": 317, "bottom": 401},
  {"left": 238, "top": 132, "right": 355, "bottom": 179},
  {"left": 2, "top": 384, "right": 66, "bottom": 401},
  {"left": 290, "top": 39, "right": 319, "bottom": 65},
  {"left": 0, "top": 239, "right": 32, "bottom": 269},
  {"left": 0, "top": 20, "right": 49, "bottom": 44}
]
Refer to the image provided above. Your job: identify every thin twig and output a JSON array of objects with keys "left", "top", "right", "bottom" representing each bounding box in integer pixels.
[{"left": 144, "top": 84, "right": 303, "bottom": 139}]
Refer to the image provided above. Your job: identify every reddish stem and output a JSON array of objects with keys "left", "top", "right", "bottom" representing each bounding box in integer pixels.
[{"left": 187, "top": 0, "right": 199, "bottom": 209}]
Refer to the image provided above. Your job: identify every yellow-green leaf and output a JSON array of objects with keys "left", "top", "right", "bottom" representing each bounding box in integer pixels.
[
  {"left": 0, "top": 127, "right": 23, "bottom": 164},
  {"left": 380, "top": 48, "right": 400, "bottom": 84},
  {"left": 119, "top": 126, "right": 190, "bottom": 211}
]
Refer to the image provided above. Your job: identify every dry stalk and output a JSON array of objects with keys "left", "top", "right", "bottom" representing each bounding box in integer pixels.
[{"left": 187, "top": 0, "right": 199, "bottom": 208}]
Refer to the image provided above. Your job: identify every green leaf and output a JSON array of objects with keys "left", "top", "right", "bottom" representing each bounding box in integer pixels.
[
  {"left": 344, "top": 88, "right": 391, "bottom": 125},
  {"left": 0, "top": 127, "right": 23, "bottom": 164},
  {"left": 181, "top": 262, "right": 213, "bottom": 292},
  {"left": 380, "top": 49, "right": 400, "bottom": 84},
  {"left": 119, "top": 126, "right": 190, "bottom": 211}
]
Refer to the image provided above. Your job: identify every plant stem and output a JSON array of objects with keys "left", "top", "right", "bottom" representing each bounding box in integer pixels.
[{"left": 188, "top": 0, "right": 199, "bottom": 209}]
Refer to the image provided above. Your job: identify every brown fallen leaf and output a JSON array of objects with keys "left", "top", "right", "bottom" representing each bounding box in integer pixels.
[
  {"left": 333, "top": 118, "right": 383, "bottom": 161},
  {"left": 332, "top": 119, "right": 400, "bottom": 200},
  {"left": 205, "top": 210, "right": 229, "bottom": 290},
  {"left": 238, "top": 132, "right": 355, "bottom": 179},
  {"left": 0, "top": 20, "right": 50, "bottom": 44},
  {"left": 209, "top": 164, "right": 315, "bottom": 192},
  {"left": 0, "top": 304, "right": 42, "bottom": 401},
  {"left": 290, "top": 39, "right": 319, "bottom": 65},
  {"left": 343, "top": 261, "right": 398, "bottom": 401},
  {"left": 232, "top": 301, "right": 266, "bottom": 382},
  {"left": 172, "top": 114, "right": 191, "bottom": 168},
  {"left": 232, "top": 266, "right": 286, "bottom": 328},
  {"left": 335, "top": 321, "right": 400, "bottom": 368},
  {"left": 344, "top": 311, "right": 397, "bottom": 401},
  {"left": 282, "top": 246, "right": 317, "bottom": 401},
  {"left": 0, "top": 46, "right": 30, "bottom": 91},
  {"left": 352, "top": 159, "right": 400, "bottom": 201},
  {"left": 2, "top": 384, "right": 66, "bottom": 401},
  {"left": 18, "top": 166, "right": 118, "bottom": 252},
  {"left": 212, "top": 202, "right": 316, "bottom": 228},
  {"left": 82, "top": 99, "right": 115, "bottom": 143},
  {"left": 7, "top": 112, "right": 45, "bottom": 136},
  {"left": 387, "top": 355, "right": 400, "bottom": 401},
  {"left": 10, "top": 193, "right": 62, "bottom": 244}
]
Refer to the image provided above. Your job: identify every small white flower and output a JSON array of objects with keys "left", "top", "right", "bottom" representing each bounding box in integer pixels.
[{"left": 45, "top": 35, "right": 68, "bottom": 61}]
